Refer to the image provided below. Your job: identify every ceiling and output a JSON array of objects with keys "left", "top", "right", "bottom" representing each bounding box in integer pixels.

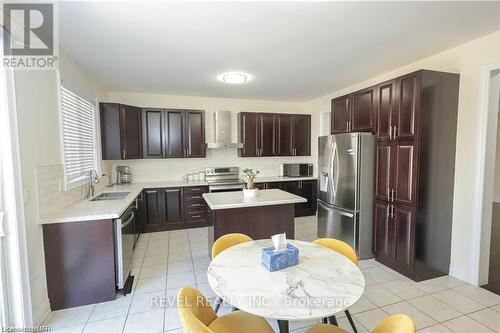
[{"left": 59, "top": 1, "right": 500, "bottom": 101}]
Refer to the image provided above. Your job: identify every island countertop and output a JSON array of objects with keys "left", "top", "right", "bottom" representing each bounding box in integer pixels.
[{"left": 202, "top": 189, "right": 307, "bottom": 210}]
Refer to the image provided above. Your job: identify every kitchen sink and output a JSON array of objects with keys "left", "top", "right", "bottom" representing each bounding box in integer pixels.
[{"left": 90, "top": 192, "right": 130, "bottom": 201}]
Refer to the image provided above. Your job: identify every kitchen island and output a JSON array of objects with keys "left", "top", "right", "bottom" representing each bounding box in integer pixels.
[{"left": 203, "top": 189, "right": 307, "bottom": 251}]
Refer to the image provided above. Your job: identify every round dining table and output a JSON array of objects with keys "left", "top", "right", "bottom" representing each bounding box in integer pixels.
[{"left": 207, "top": 239, "right": 365, "bottom": 333}]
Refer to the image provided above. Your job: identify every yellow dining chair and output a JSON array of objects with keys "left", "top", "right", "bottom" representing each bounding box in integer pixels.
[
  {"left": 305, "top": 314, "right": 416, "bottom": 333},
  {"left": 177, "top": 286, "right": 275, "bottom": 333},
  {"left": 211, "top": 233, "right": 253, "bottom": 312},
  {"left": 313, "top": 238, "right": 359, "bottom": 332}
]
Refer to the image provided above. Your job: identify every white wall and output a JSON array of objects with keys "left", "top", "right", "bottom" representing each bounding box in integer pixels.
[
  {"left": 13, "top": 50, "right": 107, "bottom": 324},
  {"left": 495, "top": 113, "right": 500, "bottom": 203},
  {"left": 305, "top": 31, "right": 500, "bottom": 284},
  {"left": 104, "top": 92, "right": 317, "bottom": 181}
]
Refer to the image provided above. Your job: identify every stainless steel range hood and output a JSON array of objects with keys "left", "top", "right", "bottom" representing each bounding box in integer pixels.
[{"left": 206, "top": 110, "right": 244, "bottom": 149}]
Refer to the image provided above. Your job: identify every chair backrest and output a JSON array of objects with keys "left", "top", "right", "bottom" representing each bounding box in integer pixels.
[
  {"left": 313, "top": 238, "right": 359, "bottom": 266},
  {"left": 372, "top": 314, "right": 416, "bottom": 333},
  {"left": 212, "top": 233, "right": 253, "bottom": 259},
  {"left": 177, "top": 287, "right": 217, "bottom": 333}
]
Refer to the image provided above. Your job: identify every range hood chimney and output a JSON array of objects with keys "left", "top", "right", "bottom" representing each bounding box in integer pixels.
[{"left": 206, "top": 110, "right": 243, "bottom": 149}]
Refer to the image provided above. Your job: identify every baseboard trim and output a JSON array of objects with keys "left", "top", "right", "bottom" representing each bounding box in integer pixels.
[
  {"left": 449, "top": 265, "right": 473, "bottom": 285},
  {"left": 33, "top": 299, "right": 51, "bottom": 326}
]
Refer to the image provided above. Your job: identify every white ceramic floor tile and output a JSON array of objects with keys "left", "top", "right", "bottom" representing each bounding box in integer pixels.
[
  {"left": 165, "top": 287, "right": 182, "bottom": 307},
  {"left": 140, "top": 264, "right": 168, "bottom": 279},
  {"left": 363, "top": 284, "right": 403, "bottom": 307},
  {"left": 453, "top": 285, "right": 500, "bottom": 307},
  {"left": 431, "top": 275, "right": 467, "bottom": 288},
  {"left": 192, "top": 257, "right": 210, "bottom": 270},
  {"left": 336, "top": 316, "right": 370, "bottom": 333},
  {"left": 353, "top": 308, "right": 388, "bottom": 332},
  {"left": 46, "top": 304, "right": 95, "bottom": 329},
  {"left": 418, "top": 324, "right": 454, "bottom": 333},
  {"left": 413, "top": 279, "right": 450, "bottom": 294},
  {"left": 468, "top": 308, "right": 500, "bottom": 332},
  {"left": 82, "top": 316, "right": 126, "bottom": 333},
  {"left": 492, "top": 304, "right": 500, "bottom": 313},
  {"left": 142, "top": 255, "right": 168, "bottom": 268},
  {"left": 194, "top": 269, "right": 209, "bottom": 284},
  {"left": 146, "top": 246, "right": 168, "bottom": 257},
  {"left": 382, "top": 301, "right": 436, "bottom": 329},
  {"left": 167, "top": 261, "right": 193, "bottom": 274},
  {"left": 124, "top": 309, "right": 165, "bottom": 333},
  {"left": 164, "top": 307, "right": 183, "bottom": 331},
  {"left": 408, "top": 295, "right": 461, "bottom": 322},
  {"left": 362, "top": 266, "right": 399, "bottom": 284},
  {"left": 135, "top": 276, "right": 167, "bottom": 294},
  {"left": 167, "top": 251, "right": 191, "bottom": 263},
  {"left": 348, "top": 295, "right": 378, "bottom": 314},
  {"left": 442, "top": 316, "right": 495, "bottom": 333},
  {"left": 432, "top": 289, "right": 486, "bottom": 314},
  {"left": 166, "top": 271, "right": 195, "bottom": 289},
  {"left": 129, "top": 290, "right": 166, "bottom": 314},
  {"left": 49, "top": 324, "right": 85, "bottom": 333},
  {"left": 380, "top": 279, "right": 426, "bottom": 300},
  {"left": 88, "top": 296, "right": 132, "bottom": 322}
]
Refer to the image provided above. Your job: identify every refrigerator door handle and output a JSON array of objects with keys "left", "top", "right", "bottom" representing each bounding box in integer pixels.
[{"left": 317, "top": 201, "right": 354, "bottom": 218}]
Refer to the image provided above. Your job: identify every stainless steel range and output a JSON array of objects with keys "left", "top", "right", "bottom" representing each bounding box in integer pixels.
[{"left": 205, "top": 167, "right": 246, "bottom": 192}]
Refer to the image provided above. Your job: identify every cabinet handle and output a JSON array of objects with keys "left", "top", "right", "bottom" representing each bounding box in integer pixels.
[
  {"left": 391, "top": 189, "right": 395, "bottom": 202},
  {"left": 386, "top": 204, "right": 390, "bottom": 219},
  {"left": 346, "top": 121, "right": 349, "bottom": 133},
  {"left": 348, "top": 121, "right": 351, "bottom": 132},
  {"left": 191, "top": 196, "right": 202, "bottom": 199},
  {"left": 191, "top": 203, "right": 203, "bottom": 207},
  {"left": 390, "top": 205, "right": 395, "bottom": 218},
  {"left": 191, "top": 215, "right": 202, "bottom": 218},
  {"left": 122, "top": 149, "right": 126, "bottom": 159},
  {"left": 393, "top": 126, "right": 397, "bottom": 139}
]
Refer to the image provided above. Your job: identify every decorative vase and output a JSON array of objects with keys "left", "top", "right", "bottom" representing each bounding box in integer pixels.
[{"left": 243, "top": 188, "right": 258, "bottom": 197}]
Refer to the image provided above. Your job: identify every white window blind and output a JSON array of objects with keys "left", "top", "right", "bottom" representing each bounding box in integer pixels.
[{"left": 60, "top": 86, "right": 97, "bottom": 189}]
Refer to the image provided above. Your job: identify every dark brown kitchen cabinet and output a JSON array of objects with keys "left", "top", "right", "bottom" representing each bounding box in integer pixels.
[
  {"left": 331, "top": 95, "right": 350, "bottom": 134},
  {"left": 100, "top": 103, "right": 142, "bottom": 160},
  {"left": 258, "top": 113, "right": 277, "bottom": 156},
  {"left": 240, "top": 112, "right": 311, "bottom": 157},
  {"left": 142, "top": 108, "right": 164, "bottom": 158},
  {"left": 254, "top": 183, "right": 266, "bottom": 190},
  {"left": 183, "top": 186, "right": 209, "bottom": 227},
  {"left": 276, "top": 114, "right": 311, "bottom": 156},
  {"left": 331, "top": 88, "right": 375, "bottom": 134},
  {"left": 143, "top": 188, "right": 166, "bottom": 233},
  {"left": 141, "top": 108, "right": 205, "bottom": 159},
  {"left": 163, "top": 188, "right": 183, "bottom": 228},
  {"left": 265, "top": 181, "right": 283, "bottom": 190},
  {"left": 373, "top": 70, "right": 459, "bottom": 282},
  {"left": 284, "top": 180, "right": 317, "bottom": 217}
]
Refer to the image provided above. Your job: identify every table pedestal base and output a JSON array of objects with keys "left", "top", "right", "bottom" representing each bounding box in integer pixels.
[{"left": 277, "top": 320, "right": 289, "bottom": 333}]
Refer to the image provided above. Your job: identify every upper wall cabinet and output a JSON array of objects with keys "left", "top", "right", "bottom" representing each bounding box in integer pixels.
[
  {"left": 331, "top": 87, "right": 375, "bottom": 134},
  {"left": 100, "top": 103, "right": 142, "bottom": 160},
  {"left": 239, "top": 112, "right": 311, "bottom": 157},
  {"left": 101, "top": 103, "right": 205, "bottom": 160}
]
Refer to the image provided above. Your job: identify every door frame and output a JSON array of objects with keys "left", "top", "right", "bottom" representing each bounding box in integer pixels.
[{"left": 473, "top": 61, "right": 500, "bottom": 286}]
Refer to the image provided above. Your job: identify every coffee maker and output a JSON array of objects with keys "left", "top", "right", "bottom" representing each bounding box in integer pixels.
[{"left": 116, "top": 166, "right": 132, "bottom": 184}]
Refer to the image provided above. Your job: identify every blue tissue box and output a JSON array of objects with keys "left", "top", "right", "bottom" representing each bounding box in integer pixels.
[{"left": 261, "top": 244, "right": 299, "bottom": 272}]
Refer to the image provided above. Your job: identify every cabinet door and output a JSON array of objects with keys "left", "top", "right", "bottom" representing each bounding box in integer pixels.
[
  {"left": 396, "top": 72, "right": 420, "bottom": 140},
  {"left": 143, "top": 189, "right": 166, "bottom": 233},
  {"left": 276, "top": 114, "right": 294, "bottom": 156},
  {"left": 351, "top": 87, "right": 374, "bottom": 132},
  {"left": 120, "top": 105, "right": 142, "bottom": 159},
  {"left": 184, "top": 110, "right": 206, "bottom": 158},
  {"left": 258, "top": 113, "right": 276, "bottom": 156},
  {"left": 254, "top": 183, "right": 266, "bottom": 190},
  {"left": 293, "top": 114, "right": 311, "bottom": 156},
  {"left": 142, "top": 108, "right": 164, "bottom": 158},
  {"left": 284, "top": 180, "right": 317, "bottom": 217},
  {"left": 374, "top": 142, "right": 392, "bottom": 201},
  {"left": 265, "top": 182, "right": 283, "bottom": 190},
  {"left": 376, "top": 80, "right": 396, "bottom": 141},
  {"left": 163, "top": 188, "right": 183, "bottom": 225},
  {"left": 393, "top": 142, "right": 416, "bottom": 206},
  {"left": 331, "top": 95, "right": 350, "bottom": 134},
  {"left": 239, "top": 113, "right": 259, "bottom": 157},
  {"left": 100, "top": 103, "right": 122, "bottom": 160},
  {"left": 394, "top": 205, "right": 415, "bottom": 270},
  {"left": 164, "top": 110, "right": 185, "bottom": 158},
  {"left": 373, "top": 201, "right": 393, "bottom": 260}
]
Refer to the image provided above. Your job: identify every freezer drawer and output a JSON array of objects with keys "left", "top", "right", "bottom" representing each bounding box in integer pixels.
[{"left": 318, "top": 200, "right": 357, "bottom": 249}]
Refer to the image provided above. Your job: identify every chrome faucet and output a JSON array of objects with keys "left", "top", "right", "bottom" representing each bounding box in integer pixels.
[
  {"left": 86, "top": 169, "right": 99, "bottom": 200},
  {"left": 102, "top": 173, "right": 113, "bottom": 187}
]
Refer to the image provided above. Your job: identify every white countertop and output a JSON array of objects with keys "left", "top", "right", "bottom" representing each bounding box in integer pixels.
[
  {"left": 41, "top": 177, "right": 316, "bottom": 224},
  {"left": 208, "top": 239, "right": 364, "bottom": 320},
  {"left": 202, "top": 189, "right": 307, "bottom": 210}
]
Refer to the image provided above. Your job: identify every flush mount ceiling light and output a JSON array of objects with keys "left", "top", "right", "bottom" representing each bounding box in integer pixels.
[{"left": 217, "top": 72, "right": 252, "bottom": 84}]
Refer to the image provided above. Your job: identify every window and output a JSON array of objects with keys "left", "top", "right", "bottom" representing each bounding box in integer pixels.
[{"left": 60, "top": 86, "right": 98, "bottom": 189}]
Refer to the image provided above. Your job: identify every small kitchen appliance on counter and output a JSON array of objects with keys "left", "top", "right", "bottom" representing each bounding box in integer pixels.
[
  {"left": 116, "top": 165, "right": 131, "bottom": 184},
  {"left": 282, "top": 163, "right": 313, "bottom": 177}
]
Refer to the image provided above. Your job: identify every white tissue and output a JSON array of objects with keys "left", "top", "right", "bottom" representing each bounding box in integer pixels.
[{"left": 271, "top": 233, "right": 287, "bottom": 252}]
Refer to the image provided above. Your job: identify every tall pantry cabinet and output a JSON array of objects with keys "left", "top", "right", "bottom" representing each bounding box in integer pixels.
[{"left": 372, "top": 70, "right": 460, "bottom": 281}]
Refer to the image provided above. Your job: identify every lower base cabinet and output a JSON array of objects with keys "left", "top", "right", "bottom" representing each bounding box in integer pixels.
[
  {"left": 143, "top": 186, "right": 209, "bottom": 232},
  {"left": 283, "top": 180, "right": 318, "bottom": 217}
]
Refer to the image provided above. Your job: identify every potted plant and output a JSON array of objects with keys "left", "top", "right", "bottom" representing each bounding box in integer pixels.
[{"left": 242, "top": 168, "right": 260, "bottom": 197}]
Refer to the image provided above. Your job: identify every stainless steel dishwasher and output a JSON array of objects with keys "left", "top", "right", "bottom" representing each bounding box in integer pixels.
[{"left": 114, "top": 204, "right": 135, "bottom": 292}]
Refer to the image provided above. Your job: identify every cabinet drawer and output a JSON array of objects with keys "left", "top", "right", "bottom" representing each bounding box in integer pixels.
[
  {"left": 183, "top": 186, "right": 208, "bottom": 196},
  {"left": 184, "top": 209, "right": 208, "bottom": 221},
  {"left": 184, "top": 201, "right": 207, "bottom": 210}
]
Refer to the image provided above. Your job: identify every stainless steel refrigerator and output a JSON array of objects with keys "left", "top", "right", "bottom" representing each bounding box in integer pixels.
[{"left": 317, "top": 133, "right": 374, "bottom": 259}]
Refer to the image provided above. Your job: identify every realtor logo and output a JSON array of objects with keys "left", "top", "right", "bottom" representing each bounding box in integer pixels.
[{"left": 2, "top": 2, "right": 58, "bottom": 69}]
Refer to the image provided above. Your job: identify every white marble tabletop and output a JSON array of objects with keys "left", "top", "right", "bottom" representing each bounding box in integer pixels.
[
  {"left": 207, "top": 239, "right": 365, "bottom": 321},
  {"left": 202, "top": 189, "right": 307, "bottom": 210}
]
